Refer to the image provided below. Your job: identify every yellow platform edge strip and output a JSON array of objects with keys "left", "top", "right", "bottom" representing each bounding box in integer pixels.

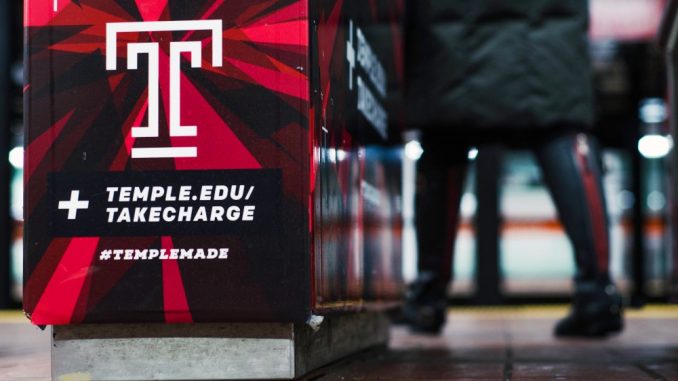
[
  {"left": 1, "top": 305, "right": 678, "bottom": 323},
  {"left": 446, "top": 305, "right": 678, "bottom": 319},
  {"left": 0, "top": 310, "right": 28, "bottom": 323}
]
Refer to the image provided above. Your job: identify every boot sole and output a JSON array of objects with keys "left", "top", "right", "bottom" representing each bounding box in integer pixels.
[{"left": 555, "top": 316, "right": 623, "bottom": 338}]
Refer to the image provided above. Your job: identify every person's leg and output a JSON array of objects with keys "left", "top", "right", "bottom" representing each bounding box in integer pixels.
[
  {"left": 403, "top": 133, "right": 467, "bottom": 333},
  {"left": 534, "top": 132, "right": 623, "bottom": 337},
  {"left": 416, "top": 146, "right": 467, "bottom": 284}
]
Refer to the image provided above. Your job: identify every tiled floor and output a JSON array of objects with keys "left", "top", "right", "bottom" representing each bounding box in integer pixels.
[
  {"left": 0, "top": 312, "right": 50, "bottom": 381},
  {"left": 1, "top": 307, "right": 677, "bottom": 380},
  {"left": 306, "top": 306, "right": 678, "bottom": 380}
]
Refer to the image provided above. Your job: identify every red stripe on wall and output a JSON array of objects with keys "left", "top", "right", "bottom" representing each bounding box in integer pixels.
[
  {"left": 573, "top": 138, "right": 609, "bottom": 272},
  {"left": 26, "top": 109, "right": 74, "bottom": 179},
  {"left": 30, "top": 237, "right": 100, "bottom": 325},
  {"left": 161, "top": 236, "right": 193, "bottom": 323},
  {"left": 247, "top": 0, "right": 308, "bottom": 27}
]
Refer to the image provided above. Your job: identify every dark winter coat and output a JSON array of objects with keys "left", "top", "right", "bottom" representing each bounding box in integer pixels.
[{"left": 406, "top": 0, "right": 594, "bottom": 133}]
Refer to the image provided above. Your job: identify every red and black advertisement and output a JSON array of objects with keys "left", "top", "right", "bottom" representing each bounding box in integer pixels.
[{"left": 24, "top": 0, "right": 403, "bottom": 325}]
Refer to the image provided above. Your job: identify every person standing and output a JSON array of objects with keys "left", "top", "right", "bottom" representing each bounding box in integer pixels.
[{"left": 403, "top": 0, "right": 624, "bottom": 337}]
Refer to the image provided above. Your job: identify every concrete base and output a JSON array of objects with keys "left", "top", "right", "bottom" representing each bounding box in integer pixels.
[{"left": 51, "top": 312, "right": 389, "bottom": 380}]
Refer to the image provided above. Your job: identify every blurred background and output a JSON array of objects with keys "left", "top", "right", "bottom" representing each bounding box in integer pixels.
[
  {"left": 1, "top": 0, "right": 26, "bottom": 309},
  {"left": 400, "top": 0, "right": 678, "bottom": 308},
  {"left": 3, "top": 0, "right": 678, "bottom": 309}
]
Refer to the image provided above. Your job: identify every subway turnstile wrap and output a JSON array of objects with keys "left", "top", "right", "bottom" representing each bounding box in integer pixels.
[{"left": 24, "top": 0, "right": 404, "bottom": 326}]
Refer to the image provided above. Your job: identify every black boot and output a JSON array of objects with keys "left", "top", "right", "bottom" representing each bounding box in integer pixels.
[
  {"left": 555, "top": 280, "right": 623, "bottom": 338},
  {"left": 401, "top": 272, "right": 448, "bottom": 334}
]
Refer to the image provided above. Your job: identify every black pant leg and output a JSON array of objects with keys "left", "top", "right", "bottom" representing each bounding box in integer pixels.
[
  {"left": 534, "top": 132, "right": 611, "bottom": 284},
  {"left": 415, "top": 135, "right": 468, "bottom": 286}
]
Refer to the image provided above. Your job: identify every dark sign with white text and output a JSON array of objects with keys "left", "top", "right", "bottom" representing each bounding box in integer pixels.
[{"left": 49, "top": 170, "right": 281, "bottom": 237}]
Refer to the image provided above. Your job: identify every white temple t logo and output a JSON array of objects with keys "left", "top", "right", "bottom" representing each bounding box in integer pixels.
[{"left": 106, "top": 20, "right": 223, "bottom": 159}]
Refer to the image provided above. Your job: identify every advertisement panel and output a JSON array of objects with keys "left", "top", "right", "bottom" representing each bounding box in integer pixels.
[{"left": 25, "top": 0, "right": 403, "bottom": 325}]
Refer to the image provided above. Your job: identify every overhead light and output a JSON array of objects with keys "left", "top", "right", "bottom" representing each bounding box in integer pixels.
[
  {"left": 467, "top": 147, "right": 479, "bottom": 160},
  {"left": 638, "top": 134, "right": 673, "bottom": 159},
  {"left": 647, "top": 191, "right": 666, "bottom": 211},
  {"left": 8, "top": 147, "right": 23, "bottom": 169},
  {"left": 404, "top": 140, "right": 423, "bottom": 161},
  {"left": 639, "top": 98, "right": 666, "bottom": 124},
  {"left": 326, "top": 148, "right": 347, "bottom": 163}
]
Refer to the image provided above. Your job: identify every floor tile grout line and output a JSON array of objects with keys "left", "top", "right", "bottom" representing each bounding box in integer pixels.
[
  {"left": 503, "top": 333, "right": 513, "bottom": 381},
  {"left": 607, "top": 347, "right": 668, "bottom": 381},
  {"left": 635, "top": 363, "right": 667, "bottom": 381}
]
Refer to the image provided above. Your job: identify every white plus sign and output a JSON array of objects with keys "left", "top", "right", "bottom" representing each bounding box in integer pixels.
[{"left": 58, "top": 190, "right": 90, "bottom": 220}]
